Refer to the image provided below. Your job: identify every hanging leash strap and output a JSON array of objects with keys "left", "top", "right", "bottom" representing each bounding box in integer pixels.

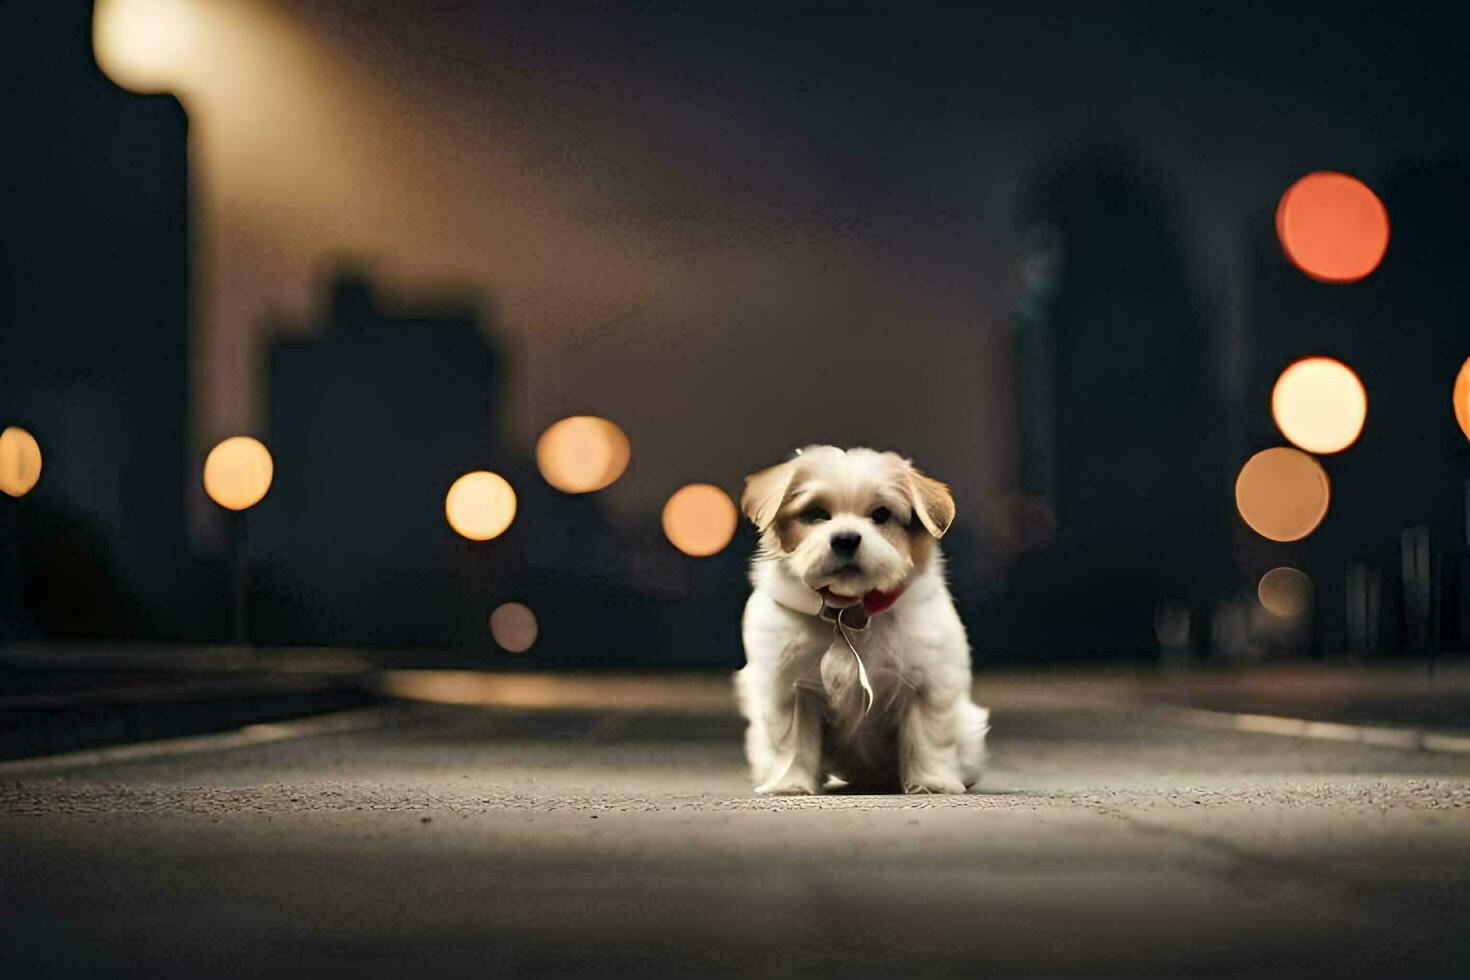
[
  {"left": 764, "top": 574, "right": 898, "bottom": 718},
  {"left": 820, "top": 604, "right": 875, "bottom": 715}
]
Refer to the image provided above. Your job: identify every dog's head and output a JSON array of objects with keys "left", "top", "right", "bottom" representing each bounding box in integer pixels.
[{"left": 741, "top": 446, "right": 955, "bottom": 606}]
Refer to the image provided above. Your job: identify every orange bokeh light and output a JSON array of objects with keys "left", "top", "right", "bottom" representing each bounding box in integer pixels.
[
  {"left": 1275, "top": 172, "right": 1389, "bottom": 283},
  {"left": 203, "top": 436, "right": 274, "bottom": 511},
  {"left": 1454, "top": 358, "right": 1470, "bottom": 443},
  {"left": 1235, "top": 447, "right": 1330, "bottom": 542},
  {"left": 444, "top": 471, "right": 516, "bottom": 541},
  {"left": 1271, "top": 357, "right": 1367, "bottom": 454},
  {"left": 662, "top": 483, "right": 738, "bottom": 557},
  {"left": 535, "top": 416, "right": 630, "bottom": 494},
  {"left": 0, "top": 426, "right": 43, "bottom": 498}
]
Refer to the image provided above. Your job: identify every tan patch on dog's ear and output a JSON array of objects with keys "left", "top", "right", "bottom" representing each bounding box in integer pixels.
[
  {"left": 741, "top": 459, "right": 797, "bottom": 532},
  {"left": 908, "top": 528, "right": 936, "bottom": 571},
  {"left": 906, "top": 467, "right": 956, "bottom": 539}
]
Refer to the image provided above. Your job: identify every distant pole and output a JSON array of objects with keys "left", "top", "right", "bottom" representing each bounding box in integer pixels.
[
  {"left": 1402, "top": 526, "right": 1432, "bottom": 666},
  {"left": 1429, "top": 551, "right": 1443, "bottom": 682},
  {"left": 202, "top": 436, "right": 274, "bottom": 652},
  {"left": 1, "top": 499, "right": 23, "bottom": 641},
  {"left": 231, "top": 508, "right": 249, "bottom": 646},
  {"left": 1344, "top": 562, "right": 1381, "bottom": 662}
]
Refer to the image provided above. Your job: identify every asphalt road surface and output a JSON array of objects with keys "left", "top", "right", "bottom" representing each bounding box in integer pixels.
[{"left": 4, "top": 677, "right": 1470, "bottom": 977}]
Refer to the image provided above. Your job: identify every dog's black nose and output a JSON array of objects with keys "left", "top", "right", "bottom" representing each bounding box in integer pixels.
[{"left": 830, "top": 532, "right": 861, "bottom": 557}]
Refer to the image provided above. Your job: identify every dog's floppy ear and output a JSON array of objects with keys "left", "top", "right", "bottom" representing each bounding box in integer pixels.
[
  {"left": 741, "top": 459, "right": 797, "bottom": 532},
  {"left": 906, "top": 465, "right": 955, "bottom": 539}
]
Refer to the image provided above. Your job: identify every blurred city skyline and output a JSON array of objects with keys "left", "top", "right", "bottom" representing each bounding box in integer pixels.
[
  {"left": 3, "top": 1, "right": 1468, "bottom": 660},
  {"left": 85, "top": 0, "right": 1470, "bottom": 524}
]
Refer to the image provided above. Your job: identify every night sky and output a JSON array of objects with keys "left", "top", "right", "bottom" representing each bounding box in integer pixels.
[{"left": 157, "top": 1, "right": 1470, "bottom": 518}]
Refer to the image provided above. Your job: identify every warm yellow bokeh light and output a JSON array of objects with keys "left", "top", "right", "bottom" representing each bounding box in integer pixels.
[
  {"left": 0, "top": 426, "right": 43, "bottom": 498},
  {"left": 93, "top": 0, "right": 198, "bottom": 94},
  {"left": 535, "top": 416, "right": 630, "bottom": 494},
  {"left": 489, "top": 602, "right": 538, "bottom": 653},
  {"left": 1258, "top": 566, "right": 1313, "bottom": 618},
  {"left": 662, "top": 483, "right": 738, "bottom": 557},
  {"left": 1275, "top": 172, "right": 1389, "bottom": 283},
  {"left": 445, "top": 471, "right": 516, "bottom": 541},
  {"left": 1235, "top": 447, "right": 1330, "bottom": 542},
  {"left": 1271, "top": 356, "right": 1367, "bottom": 454},
  {"left": 203, "top": 436, "right": 273, "bottom": 511},
  {"left": 1453, "top": 358, "right": 1470, "bottom": 443}
]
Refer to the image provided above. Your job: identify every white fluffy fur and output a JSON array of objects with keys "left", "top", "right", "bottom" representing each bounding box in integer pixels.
[{"left": 733, "top": 446, "right": 989, "bottom": 795}]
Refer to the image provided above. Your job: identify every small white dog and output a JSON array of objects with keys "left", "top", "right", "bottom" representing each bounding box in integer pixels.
[{"left": 733, "top": 446, "right": 989, "bottom": 794}]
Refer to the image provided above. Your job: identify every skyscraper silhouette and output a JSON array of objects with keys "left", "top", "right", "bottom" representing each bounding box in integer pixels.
[
  {"left": 254, "top": 272, "right": 509, "bottom": 645},
  {"left": 1004, "top": 143, "right": 1228, "bottom": 658},
  {"left": 1, "top": 1, "right": 195, "bottom": 638}
]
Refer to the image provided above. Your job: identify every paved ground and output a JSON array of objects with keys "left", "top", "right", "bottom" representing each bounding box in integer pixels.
[{"left": 4, "top": 674, "right": 1470, "bottom": 976}]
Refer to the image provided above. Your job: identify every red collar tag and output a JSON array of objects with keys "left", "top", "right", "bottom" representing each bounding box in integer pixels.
[{"left": 861, "top": 588, "right": 903, "bottom": 617}]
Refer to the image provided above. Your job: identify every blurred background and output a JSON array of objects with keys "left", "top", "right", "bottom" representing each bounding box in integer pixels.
[{"left": 2, "top": 0, "right": 1468, "bottom": 670}]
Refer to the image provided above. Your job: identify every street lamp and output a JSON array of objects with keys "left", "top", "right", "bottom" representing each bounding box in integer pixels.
[
  {"left": 1271, "top": 357, "right": 1367, "bottom": 455},
  {"left": 0, "top": 426, "right": 42, "bottom": 499},
  {"left": 1234, "top": 447, "right": 1330, "bottom": 543},
  {"left": 1258, "top": 566, "right": 1313, "bottom": 619},
  {"left": 536, "top": 416, "right": 631, "bottom": 494},
  {"left": 203, "top": 436, "right": 274, "bottom": 646},
  {"left": 444, "top": 471, "right": 516, "bottom": 541},
  {"left": 490, "top": 602, "right": 538, "bottom": 653},
  {"left": 662, "top": 483, "right": 738, "bottom": 557},
  {"left": 1275, "top": 171, "right": 1389, "bottom": 283},
  {"left": 92, "top": 0, "right": 196, "bottom": 95}
]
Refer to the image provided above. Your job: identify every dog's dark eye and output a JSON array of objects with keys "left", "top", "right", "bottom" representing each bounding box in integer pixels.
[
  {"left": 798, "top": 506, "right": 830, "bottom": 524},
  {"left": 870, "top": 507, "right": 892, "bottom": 526}
]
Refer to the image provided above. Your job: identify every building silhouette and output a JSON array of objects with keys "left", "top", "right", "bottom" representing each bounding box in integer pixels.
[
  {"left": 252, "top": 270, "right": 753, "bottom": 662},
  {"left": 1, "top": 1, "right": 203, "bottom": 639},
  {"left": 999, "top": 143, "right": 1229, "bottom": 659},
  {"left": 254, "top": 272, "right": 512, "bottom": 646}
]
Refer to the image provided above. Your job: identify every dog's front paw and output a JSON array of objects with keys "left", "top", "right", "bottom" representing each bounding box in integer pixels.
[
  {"left": 902, "top": 774, "right": 967, "bottom": 795},
  {"left": 755, "top": 777, "right": 820, "bottom": 796}
]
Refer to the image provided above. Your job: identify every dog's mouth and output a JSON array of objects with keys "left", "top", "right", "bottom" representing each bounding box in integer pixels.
[
  {"left": 816, "top": 563, "right": 866, "bottom": 604},
  {"left": 817, "top": 586, "right": 863, "bottom": 607}
]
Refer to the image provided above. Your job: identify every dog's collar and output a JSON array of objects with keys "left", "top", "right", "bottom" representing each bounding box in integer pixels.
[{"left": 764, "top": 574, "right": 905, "bottom": 626}]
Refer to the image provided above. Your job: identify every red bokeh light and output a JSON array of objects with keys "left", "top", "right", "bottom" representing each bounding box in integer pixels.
[{"left": 1275, "top": 172, "right": 1389, "bottom": 283}]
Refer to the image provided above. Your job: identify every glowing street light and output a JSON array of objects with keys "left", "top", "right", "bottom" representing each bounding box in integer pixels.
[
  {"left": 490, "top": 602, "right": 538, "bottom": 653},
  {"left": 1258, "top": 567, "right": 1313, "bottom": 619},
  {"left": 1271, "top": 357, "right": 1367, "bottom": 454},
  {"left": 1235, "top": 447, "right": 1330, "bottom": 543},
  {"left": 92, "top": 0, "right": 197, "bottom": 94},
  {"left": 662, "top": 483, "right": 737, "bottom": 557},
  {"left": 1454, "top": 358, "right": 1470, "bottom": 443},
  {"left": 203, "top": 436, "right": 274, "bottom": 510},
  {"left": 204, "top": 435, "right": 273, "bottom": 646},
  {"left": 1276, "top": 172, "right": 1389, "bottom": 283},
  {"left": 445, "top": 471, "right": 516, "bottom": 541},
  {"left": 0, "top": 427, "right": 42, "bottom": 498},
  {"left": 536, "top": 416, "right": 630, "bottom": 494}
]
